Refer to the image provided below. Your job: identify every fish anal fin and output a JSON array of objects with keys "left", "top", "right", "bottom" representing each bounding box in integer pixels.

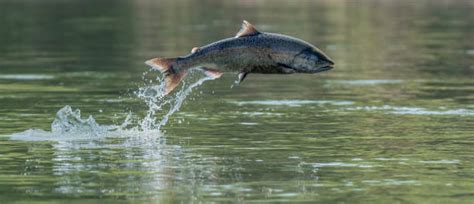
[
  {"left": 235, "top": 20, "right": 260, "bottom": 38},
  {"left": 191, "top": 47, "right": 200, "bottom": 53},
  {"left": 200, "top": 67, "right": 223, "bottom": 79},
  {"left": 165, "top": 70, "right": 188, "bottom": 95}
]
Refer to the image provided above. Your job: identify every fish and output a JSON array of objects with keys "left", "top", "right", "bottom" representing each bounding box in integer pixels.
[{"left": 146, "top": 20, "right": 334, "bottom": 95}]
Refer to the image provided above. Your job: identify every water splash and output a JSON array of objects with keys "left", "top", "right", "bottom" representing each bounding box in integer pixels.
[
  {"left": 10, "top": 69, "right": 213, "bottom": 141},
  {"left": 7, "top": 70, "right": 219, "bottom": 198},
  {"left": 136, "top": 70, "right": 213, "bottom": 131},
  {"left": 50, "top": 106, "right": 122, "bottom": 136}
]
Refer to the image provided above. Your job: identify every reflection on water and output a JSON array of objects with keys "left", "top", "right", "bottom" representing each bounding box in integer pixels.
[{"left": 0, "top": 0, "right": 474, "bottom": 203}]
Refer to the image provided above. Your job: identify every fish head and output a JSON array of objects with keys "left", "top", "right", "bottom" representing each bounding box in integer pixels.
[{"left": 290, "top": 47, "right": 334, "bottom": 73}]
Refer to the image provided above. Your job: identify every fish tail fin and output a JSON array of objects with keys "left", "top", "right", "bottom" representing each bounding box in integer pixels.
[{"left": 145, "top": 58, "right": 188, "bottom": 95}]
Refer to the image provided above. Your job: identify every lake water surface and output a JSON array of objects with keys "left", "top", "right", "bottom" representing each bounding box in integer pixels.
[{"left": 1, "top": 0, "right": 473, "bottom": 203}]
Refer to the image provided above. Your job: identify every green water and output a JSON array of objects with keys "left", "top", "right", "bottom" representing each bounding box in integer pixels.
[{"left": 1, "top": 0, "right": 474, "bottom": 203}]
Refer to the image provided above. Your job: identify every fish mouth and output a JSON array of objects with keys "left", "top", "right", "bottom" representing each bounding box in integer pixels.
[{"left": 313, "top": 64, "right": 334, "bottom": 73}]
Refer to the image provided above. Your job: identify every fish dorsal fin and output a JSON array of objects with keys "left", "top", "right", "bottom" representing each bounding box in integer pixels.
[
  {"left": 191, "top": 47, "right": 200, "bottom": 53},
  {"left": 235, "top": 20, "right": 260, "bottom": 38}
]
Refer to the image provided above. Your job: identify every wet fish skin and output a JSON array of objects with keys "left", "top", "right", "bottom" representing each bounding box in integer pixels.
[
  {"left": 179, "top": 32, "right": 334, "bottom": 74},
  {"left": 146, "top": 20, "right": 334, "bottom": 95}
]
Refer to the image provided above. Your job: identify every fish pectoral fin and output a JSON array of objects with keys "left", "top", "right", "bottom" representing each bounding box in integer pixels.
[
  {"left": 277, "top": 63, "right": 296, "bottom": 74},
  {"left": 235, "top": 72, "right": 249, "bottom": 85},
  {"left": 235, "top": 20, "right": 260, "bottom": 38},
  {"left": 199, "top": 67, "right": 223, "bottom": 79}
]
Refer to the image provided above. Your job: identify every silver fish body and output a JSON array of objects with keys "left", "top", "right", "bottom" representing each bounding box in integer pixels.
[
  {"left": 146, "top": 20, "right": 334, "bottom": 95},
  {"left": 177, "top": 32, "right": 334, "bottom": 74}
]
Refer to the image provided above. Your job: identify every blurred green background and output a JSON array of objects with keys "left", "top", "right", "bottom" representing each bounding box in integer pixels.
[{"left": 0, "top": 0, "right": 473, "bottom": 203}]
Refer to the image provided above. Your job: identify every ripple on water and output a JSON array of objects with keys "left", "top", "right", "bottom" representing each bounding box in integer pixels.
[
  {"left": 345, "top": 105, "right": 474, "bottom": 116},
  {"left": 232, "top": 100, "right": 354, "bottom": 107},
  {"left": 98, "top": 98, "right": 127, "bottom": 103},
  {"left": 0, "top": 74, "right": 55, "bottom": 80},
  {"left": 419, "top": 160, "right": 460, "bottom": 164},
  {"left": 362, "top": 179, "right": 419, "bottom": 186},
  {"left": 239, "top": 122, "right": 259, "bottom": 126},
  {"left": 10, "top": 127, "right": 162, "bottom": 142},
  {"left": 240, "top": 112, "right": 283, "bottom": 116},
  {"left": 391, "top": 108, "right": 474, "bottom": 116},
  {"left": 466, "top": 49, "right": 474, "bottom": 56},
  {"left": 311, "top": 162, "right": 374, "bottom": 168},
  {"left": 329, "top": 79, "right": 403, "bottom": 85}
]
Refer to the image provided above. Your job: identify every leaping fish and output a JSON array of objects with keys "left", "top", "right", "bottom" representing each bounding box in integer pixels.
[{"left": 146, "top": 20, "right": 334, "bottom": 95}]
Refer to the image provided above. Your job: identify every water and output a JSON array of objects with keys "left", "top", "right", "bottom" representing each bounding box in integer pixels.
[{"left": 1, "top": 0, "right": 473, "bottom": 203}]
